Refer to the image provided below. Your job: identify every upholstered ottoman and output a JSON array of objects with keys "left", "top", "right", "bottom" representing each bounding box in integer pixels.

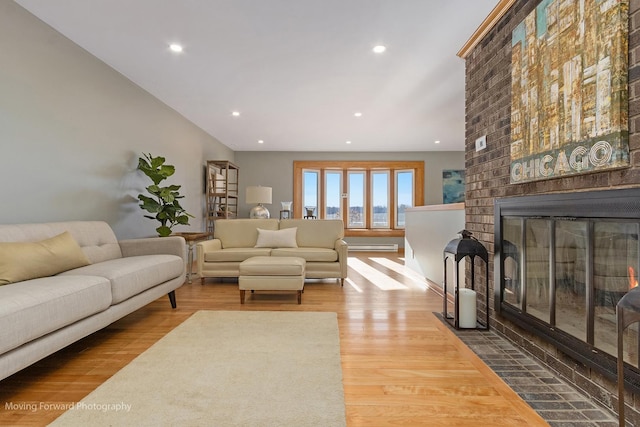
[{"left": 238, "top": 256, "right": 306, "bottom": 304}]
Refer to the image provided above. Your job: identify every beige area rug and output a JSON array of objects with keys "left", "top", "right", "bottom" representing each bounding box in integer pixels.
[{"left": 49, "top": 311, "right": 346, "bottom": 427}]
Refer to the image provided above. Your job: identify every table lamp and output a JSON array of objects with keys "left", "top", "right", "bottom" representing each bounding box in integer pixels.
[{"left": 246, "top": 186, "right": 272, "bottom": 218}]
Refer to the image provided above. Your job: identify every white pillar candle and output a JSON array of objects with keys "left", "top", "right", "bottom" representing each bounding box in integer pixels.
[{"left": 458, "top": 288, "right": 477, "bottom": 328}]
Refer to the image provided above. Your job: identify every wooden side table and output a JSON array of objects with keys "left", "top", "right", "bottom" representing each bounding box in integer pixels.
[{"left": 172, "top": 232, "right": 210, "bottom": 283}]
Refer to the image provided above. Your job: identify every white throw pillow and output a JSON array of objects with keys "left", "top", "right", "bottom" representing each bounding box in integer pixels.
[{"left": 255, "top": 227, "right": 298, "bottom": 248}]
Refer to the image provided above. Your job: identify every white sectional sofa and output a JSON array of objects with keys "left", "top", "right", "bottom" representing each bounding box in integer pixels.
[
  {"left": 0, "top": 221, "right": 186, "bottom": 381},
  {"left": 197, "top": 218, "right": 347, "bottom": 285}
]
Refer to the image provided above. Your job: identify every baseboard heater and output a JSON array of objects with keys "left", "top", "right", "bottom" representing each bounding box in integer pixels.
[{"left": 348, "top": 244, "right": 398, "bottom": 252}]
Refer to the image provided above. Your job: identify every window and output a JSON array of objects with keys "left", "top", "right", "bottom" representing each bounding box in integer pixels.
[
  {"left": 372, "top": 171, "right": 390, "bottom": 228},
  {"left": 325, "top": 171, "right": 342, "bottom": 219},
  {"left": 294, "top": 161, "right": 424, "bottom": 237},
  {"left": 348, "top": 171, "right": 366, "bottom": 228},
  {"left": 303, "top": 170, "right": 319, "bottom": 218},
  {"left": 395, "top": 170, "right": 414, "bottom": 228}
]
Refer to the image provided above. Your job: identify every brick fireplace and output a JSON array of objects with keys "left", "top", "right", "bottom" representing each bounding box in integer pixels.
[{"left": 462, "top": 0, "right": 640, "bottom": 423}]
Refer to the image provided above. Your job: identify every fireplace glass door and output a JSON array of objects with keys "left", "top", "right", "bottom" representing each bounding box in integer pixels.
[
  {"left": 555, "top": 220, "right": 587, "bottom": 343},
  {"left": 593, "top": 222, "right": 639, "bottom": 363},
  {"left": 500, "top": 216, "right": 640, "bottom": 368}
]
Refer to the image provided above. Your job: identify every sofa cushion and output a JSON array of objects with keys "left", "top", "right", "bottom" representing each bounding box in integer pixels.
[
  {"left": 60, "top": 255, "right": 183, "bottom": 304},
  {"left": 239, "top": 256, "right": 306, "bottom": 276},
  {"left": 0, "top": 221, "right": 123, "bottom": 264},
  {"left": 272, "top": 247, "right": 339, "bottom": 262},
  {"left": 204, "top": 248, "right": 272, "bottom": 262},
  {"left": 214, "top": 219, "right": 279, "bottom": 248},
  {"left": 0, "top": 232, "right": 91, "bottom": 285},
  {"left": 0, "top": 275, "right": 112, "bottom": 355},
  {"left": 255, "top": 227, "right": 298, "bottom": 248},
  {"left": 279, "top": 219, "right": 344, "bottom": 248}
]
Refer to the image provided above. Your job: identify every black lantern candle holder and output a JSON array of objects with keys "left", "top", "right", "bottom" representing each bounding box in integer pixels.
[{"left": 443, "top": 229, "right": 489, "bottom": 329}]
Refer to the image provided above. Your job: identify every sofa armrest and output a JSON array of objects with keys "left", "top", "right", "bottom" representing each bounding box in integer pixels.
[
  {"left": 335, "top": 239, "right": 348, "bottom": 279},
  {"left": 196, "top": 239, "right": 222, "bottom": 261},
  {"left": 119, "top": 236, "right": 186, "bottom": 261},
  {"left": 196, "top": 239, "right": 222, "bottom": 277},
  {"left": 196, "top": 239, "right": 222, "bottom": 254}
]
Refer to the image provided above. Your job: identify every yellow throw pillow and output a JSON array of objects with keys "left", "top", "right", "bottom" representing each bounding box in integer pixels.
[{"left": 0, "top": 231, "right": 91, "bottom": 285}]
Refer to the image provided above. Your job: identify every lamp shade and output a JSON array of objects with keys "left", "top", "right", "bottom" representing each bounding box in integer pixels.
[{"left": 246, "top": 186, "right": 272, "bottom": 204}]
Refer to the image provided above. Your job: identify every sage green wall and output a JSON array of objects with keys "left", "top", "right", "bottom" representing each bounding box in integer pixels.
[
  {"left": 0, "top": 2, "right": 233, "bottom": 239},
  {"left": 234, "top": 151, "right": 464, "bottom": 246}
]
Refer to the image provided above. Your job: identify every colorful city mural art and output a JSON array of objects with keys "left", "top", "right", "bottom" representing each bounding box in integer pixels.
[{"left": 510, "top": 0, "right": 629, "bottom": 183}]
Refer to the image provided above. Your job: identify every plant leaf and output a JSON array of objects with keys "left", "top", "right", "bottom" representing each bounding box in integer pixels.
[
  {"left": 159, "top": 165, "right": 175, "bottom": 177},
  {"left": 156, "top": 225, "right": 172, "bottom": 237},
  {"left": 150, "top": 155, "right": 165, "bottom": 169},
  {"left": 176, "top": 215, "right": 190, "bottom": 225}
]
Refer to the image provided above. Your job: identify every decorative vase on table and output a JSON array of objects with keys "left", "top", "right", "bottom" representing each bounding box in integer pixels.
[
  {"left": 280, "top": 201, "right": 293, "bottom": 219},
  {"left": 281, "top": 201, "right": 292, "bottom": 211}
]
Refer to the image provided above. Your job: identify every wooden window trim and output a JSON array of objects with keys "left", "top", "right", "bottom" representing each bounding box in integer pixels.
[{"left": 293, "top": 161, "right": 424, "bottom": 236}]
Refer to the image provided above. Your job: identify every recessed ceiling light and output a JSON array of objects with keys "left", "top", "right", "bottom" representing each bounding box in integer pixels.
[
  {"left": 373, "top": 45, "right": 386, "bottom": 53},
  {"left": 346, "top": 140, "right": 352, "bottom": 144},
  {"left": 169, "top": 43, "right": 183, "bottom": 53},
  {"left": 232, "top": 111, "right": 240, "bottom": 117},
  {"left": 435, "top": 140, "right": 441, "bottom": 144},
  {"left": 258, "top": 140, "right": 264, "bottom": 144},
  {"left": 354, "top": 112, "right": 362, "bottom": 117}
]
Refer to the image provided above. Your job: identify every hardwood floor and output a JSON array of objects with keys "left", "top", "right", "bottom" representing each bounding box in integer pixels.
[{"left": 0, "top": 252, "right": 548, "bottom": 426}]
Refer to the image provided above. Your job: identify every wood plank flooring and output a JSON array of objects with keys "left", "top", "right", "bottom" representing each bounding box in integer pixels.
[{"left": 0, "top": 252, "right": 548, "bottom": 426}]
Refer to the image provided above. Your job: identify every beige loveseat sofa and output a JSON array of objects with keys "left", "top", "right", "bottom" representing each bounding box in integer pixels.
[
  {"left": 197, "top": 219, "right": 347, "bottom": 285},
  {"left": 0, "top": 221, "right": 186, "bottom": 381}
]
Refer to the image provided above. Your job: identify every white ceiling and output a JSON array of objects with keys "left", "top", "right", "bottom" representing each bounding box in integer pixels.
[{"left": 15, "top": 0, "right": 497, "bottom": 152}]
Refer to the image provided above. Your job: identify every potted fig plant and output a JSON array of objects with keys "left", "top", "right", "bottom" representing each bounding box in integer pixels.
[{"left": 137, "top": 153, "right": 194, "bottom": 237}]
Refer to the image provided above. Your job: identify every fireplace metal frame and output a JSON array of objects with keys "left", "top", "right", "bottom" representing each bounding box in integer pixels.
[{"left": 494, "top": 188, "right": 640, "bottom": 394}]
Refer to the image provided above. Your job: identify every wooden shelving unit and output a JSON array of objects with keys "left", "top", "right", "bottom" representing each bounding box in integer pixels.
[{"left": 205, "top": 160, "right": 239, "bottom": 234}]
